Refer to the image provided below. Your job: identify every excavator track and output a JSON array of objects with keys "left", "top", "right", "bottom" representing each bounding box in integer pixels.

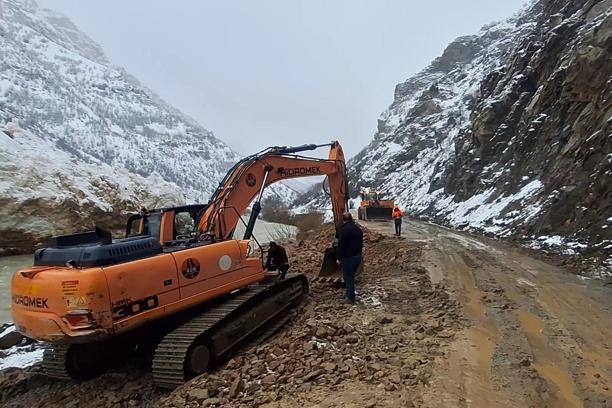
[
  {"left": 152, "top": 274, "right": 307, "bottom": 389},
  {"left": 42, "top": 345, "right": 71, "bottom": 380},
  {"left": 42, "top": 338, "right": 132, "bottom": 381},
  {"left": 247, "top": 311, "right": 296, "bottom": 347}
]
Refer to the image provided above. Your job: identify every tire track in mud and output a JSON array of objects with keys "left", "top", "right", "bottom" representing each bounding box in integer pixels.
[
  {"left": 465, "top": 247, "right": 582, "bottom": 408},
  {"left": 369, "top": 220, "right": 612, "bottom": 408}
]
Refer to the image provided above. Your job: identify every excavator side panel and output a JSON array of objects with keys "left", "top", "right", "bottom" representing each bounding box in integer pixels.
[
  {"left": 103, "top": 253, "right": 180, "bottom": 334},
  {"left": 105, "top": 241, "right": 265, "bottom": 335},
  {"left": 170, "top": 240, "right": 265, "bottom": 305}
]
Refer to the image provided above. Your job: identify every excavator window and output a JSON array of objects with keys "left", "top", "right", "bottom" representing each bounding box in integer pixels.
[
  {"left": 126, "top": 215, "right": 143, "bottom": 237},
  {"left": 126, "top": 213, "right": 162, "bottom": 240},
  {"left": 174, "top": 211, "right": 196, "bottom": 240},
  {"left": 142, "top": 214, "right": 162, "bottom": 239}
]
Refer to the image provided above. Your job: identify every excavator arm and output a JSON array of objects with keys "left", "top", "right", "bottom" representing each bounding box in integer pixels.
[{"left": 196, "top": 141, "right": 349, "bottom": 241}]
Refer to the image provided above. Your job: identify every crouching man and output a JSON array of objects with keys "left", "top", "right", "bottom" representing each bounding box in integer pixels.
[{"left": 265, "top": 241, "right": 289, "bottom": 280}]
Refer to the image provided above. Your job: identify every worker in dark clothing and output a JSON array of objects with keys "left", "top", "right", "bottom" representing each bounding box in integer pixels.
[
  {"left": 392, "top": 205, "right": 404, "bottom": 236},
  {"left": 266, "top": 241, "right": 289, "bottom": 279},
  {"left": 336, "top": 212, "right": 363, "bottom": 304}
]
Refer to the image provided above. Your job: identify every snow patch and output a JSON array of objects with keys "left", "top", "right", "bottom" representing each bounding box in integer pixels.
[{"left": 0, "top": 347, "right": 44, "bottom": 370}]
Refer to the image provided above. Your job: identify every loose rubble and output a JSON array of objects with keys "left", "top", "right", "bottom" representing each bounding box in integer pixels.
[
  {"left": 0, "top": 225, "right": 461, "bottom": 407},
  {"left": 160, "top": 225, "right": 461, "bottom": 407}
]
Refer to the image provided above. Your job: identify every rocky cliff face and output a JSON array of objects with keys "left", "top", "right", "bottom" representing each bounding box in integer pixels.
[{"left": 348, "top": 0, "right": 611, "bottom": 268}]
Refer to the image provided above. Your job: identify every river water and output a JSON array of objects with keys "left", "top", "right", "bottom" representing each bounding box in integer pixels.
[
  {"left": 0, "top": 220, "right": 296, "bottom": 323},
  {"left": 0, "top": 255, "right": 31, "bottom": 324}
]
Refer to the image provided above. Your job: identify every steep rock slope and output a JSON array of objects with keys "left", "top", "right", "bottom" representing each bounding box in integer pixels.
[
  {"left": 349, "top": 0, "right": 611, "bottom": 263},
  {"left": 0, "top": 0, "right": 238, "bottom": 201}
]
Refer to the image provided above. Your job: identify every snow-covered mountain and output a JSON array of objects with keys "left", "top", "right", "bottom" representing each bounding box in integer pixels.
[
  {"left": 299, "top": 0, "right": 611, "bottom": 268},
  {"left": 349, "top": 6, "right": 539, "bottom": 225},
  {"left": 0, "top": 0, "right": 296, "bottom": 253},
  {"left": 0, "top": 123, "right": 184, "bottom": 254},
  {"left": 351, "top": 0, "right": 611, "bottom": 263},
  {"left": 0, "top": 0, "right": 238, "bottom": 200}
]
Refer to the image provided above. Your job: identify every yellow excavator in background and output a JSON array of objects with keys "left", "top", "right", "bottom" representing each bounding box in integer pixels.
[{"left": 357, "top": 188, "right": 394, "bottom": 221}]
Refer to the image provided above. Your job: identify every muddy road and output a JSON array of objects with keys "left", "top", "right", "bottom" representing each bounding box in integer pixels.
[
  {"left": 1, "top": 220, "right": 610, "bottom": 407},
  {"left": 369, "top": 219, "right": 612, "bottom": 408}
]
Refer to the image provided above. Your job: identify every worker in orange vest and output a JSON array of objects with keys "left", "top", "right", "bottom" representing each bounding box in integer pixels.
[{"left": 392, "top": 205, "right": 404, "bottom": 236}]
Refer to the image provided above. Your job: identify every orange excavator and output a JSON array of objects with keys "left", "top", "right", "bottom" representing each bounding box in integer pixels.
[{"left": 11, "top": 142, "right": 348, "bottom": 388}]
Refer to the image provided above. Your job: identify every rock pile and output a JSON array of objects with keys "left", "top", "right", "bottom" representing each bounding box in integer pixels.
[
  {"left": 161, "top": 226, "right": 461, "bottom": 407},
  {"left": 0, "top": 363, "right": 160, "bottom": 407}
]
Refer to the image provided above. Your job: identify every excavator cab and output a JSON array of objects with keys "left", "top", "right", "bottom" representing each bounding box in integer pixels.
[
  {"left": 125, "top": 204, "right": 207, "bottom": 245},
  {"left": 31, "top": 204, "right": 208, "bottom": 272}
]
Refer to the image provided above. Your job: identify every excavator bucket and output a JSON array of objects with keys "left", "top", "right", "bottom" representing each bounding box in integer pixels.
[
  {"left": 318, "top": 247, "right": 342, "bottom": 280},
  {"left": 317, "top": 247, "right": 364, "bottom": 283},
  {"left": 364, "top": 207, "right": 392, "bottom": 220}
]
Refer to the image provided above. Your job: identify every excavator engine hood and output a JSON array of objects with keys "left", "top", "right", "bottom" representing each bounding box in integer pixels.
[{"left": 34, "top": 233, "right": 162, "bottom": 268}]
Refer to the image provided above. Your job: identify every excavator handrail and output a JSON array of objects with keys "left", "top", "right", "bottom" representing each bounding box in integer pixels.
[{"left": 216, "top": 205, "right": 266, "bottom": 267}]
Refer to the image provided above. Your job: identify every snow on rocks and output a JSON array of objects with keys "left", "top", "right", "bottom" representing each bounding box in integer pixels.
[
  {"left": 0, "top": 0, "right": 238, "bottom": 202},
  {"left": 0, "top": 346, "right": 44, "bottom": 371},
  {"left": 0, "top": 124, "right": 185, "bottom": 254},
  {"left": 347, "top": 8, "right": 538, "bottom": 233},
  {"left": 0, "top": 324, "right": 43, "bottom": 371}
]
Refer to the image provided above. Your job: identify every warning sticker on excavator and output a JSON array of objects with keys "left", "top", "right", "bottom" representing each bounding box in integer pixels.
[
  {"left": 61, "top": 280, "right": 79, "bottom": 296},
  {"left": 181, "top": 258, "right": 200, "bottom": 279},
  {"left": 64, "top": 296, "right": 87, "bottom": 308}
]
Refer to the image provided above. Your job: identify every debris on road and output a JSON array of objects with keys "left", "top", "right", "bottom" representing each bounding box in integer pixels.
[{"left": 160, "top": 226, "right": 462, "bottom": 407}]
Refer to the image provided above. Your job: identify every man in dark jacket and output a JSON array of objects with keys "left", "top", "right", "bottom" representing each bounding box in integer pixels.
[
  {"left": 337, "top": 212, "right": 363, "bottom": 304},
  {"left": 266, "top": 241, "right": 289, "bottom": 279}
]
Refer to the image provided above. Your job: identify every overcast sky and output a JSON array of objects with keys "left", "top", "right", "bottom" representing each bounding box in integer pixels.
[{"left": 38, "top": 0, "right": 526, "bottom": 158}]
